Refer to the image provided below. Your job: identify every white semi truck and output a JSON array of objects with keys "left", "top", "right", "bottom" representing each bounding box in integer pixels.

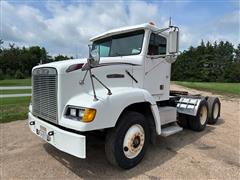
[{"left": 28, "top": 22, "right": 221, "bottom": 169}]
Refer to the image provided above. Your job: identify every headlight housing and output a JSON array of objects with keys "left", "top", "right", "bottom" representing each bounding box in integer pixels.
[{"left": 65, "top": 106, "right": 96, "bottom": 122}]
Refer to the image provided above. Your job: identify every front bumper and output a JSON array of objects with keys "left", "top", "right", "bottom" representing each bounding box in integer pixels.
[{"left": 28, "top": 112, "right": 86, "bottom": 158}]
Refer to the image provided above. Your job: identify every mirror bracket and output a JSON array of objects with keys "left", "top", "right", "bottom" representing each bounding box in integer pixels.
[{"left": 80, "top": 44, "right": 112, "bottom": 100}]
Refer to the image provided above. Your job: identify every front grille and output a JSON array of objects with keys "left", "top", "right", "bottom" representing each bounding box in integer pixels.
[{"left": 32, "top": 67, "right": 58, "bottom": 124}]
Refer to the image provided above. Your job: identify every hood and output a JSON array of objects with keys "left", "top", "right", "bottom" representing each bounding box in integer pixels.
[
  {"left": 32, "top": 55, "right": 144, "bottom": 74},
  {"left": 32, "top": 58, "right": 87, "bottom": 74}
]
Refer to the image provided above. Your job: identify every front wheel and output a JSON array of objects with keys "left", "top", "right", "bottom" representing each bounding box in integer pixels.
[{"left": 105, "top": 111, "right": 150, "bottom": 169}]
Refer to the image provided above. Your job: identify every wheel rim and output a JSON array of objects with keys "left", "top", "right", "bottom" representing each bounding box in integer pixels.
[
  {"left": 213, "top": 103, "right": 219, "bottom": 119},
  {"left": 123, "top": 124, "right": 145, "bottom": 159},
  {"left": 200, "top": 105, "right": 208, "bottom": 125}
]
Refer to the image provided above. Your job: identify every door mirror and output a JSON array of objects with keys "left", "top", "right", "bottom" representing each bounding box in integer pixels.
[
  {"left": 89, "top": 45, "right": 100, "bottom": 67},
  {"left": 168, "top": 31, "right": 179, "bottom": 54},
  {"left": 90, "top": 48, "right": 100, "bottom": 63}
]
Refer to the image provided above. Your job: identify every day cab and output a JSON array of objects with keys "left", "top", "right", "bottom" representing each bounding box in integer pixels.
[{"left": 28, "top": 23, "right": 221, "bottom": 169}]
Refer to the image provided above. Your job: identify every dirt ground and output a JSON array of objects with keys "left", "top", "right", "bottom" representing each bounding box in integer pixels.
[{"left": 0, "top": 84, "right": 239, "bottom": 179}]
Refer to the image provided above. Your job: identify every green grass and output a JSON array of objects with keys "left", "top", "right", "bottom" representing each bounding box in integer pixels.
[
  {"left": 1, "top": 80, "right": 239, "bottom": 123},
  {"left": 174, "top": 81, "right": 240, "bottom": 96},
  {"left": 0, "top": 78, "right": 31, "bottom": 86},
  {"left": 0, "top": 89, "right": 31, "bottom": 94},
  {"left": 0, "top": 97, "right": 31, "bottom": 123}
]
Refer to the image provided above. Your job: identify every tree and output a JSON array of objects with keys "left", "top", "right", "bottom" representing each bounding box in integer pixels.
[
  {"left": 234, "top": 44, "right": 240, "bottom": 63},
  {"left": 0, "top": 39, "right": 3, "bottom": 53},
  {"left": 0, "top": 44, "right": 73, "bottom": 79},
  {"left": 54, "top": 54, "right": 73, "bottom": 61},
  {"left": 171, "top": 41, "right": 240, "bottom": 83}
]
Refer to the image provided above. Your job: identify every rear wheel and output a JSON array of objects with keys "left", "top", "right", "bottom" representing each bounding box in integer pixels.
[
  {"left": 105, "top": 111, "right": 150, "bottom": 169},
  {"left": 207, "top": 97, "right": 221, "bottom": 124},
  {"left": 188, "top": 99, "right": 209, "bottom": 131},
  {"left": 177, "top": 113, "right": 189, "bottom": 128}
]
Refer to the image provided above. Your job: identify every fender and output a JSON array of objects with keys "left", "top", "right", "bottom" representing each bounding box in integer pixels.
[{"left": 60, "top": 87, "right": 161, "bottom": 134}]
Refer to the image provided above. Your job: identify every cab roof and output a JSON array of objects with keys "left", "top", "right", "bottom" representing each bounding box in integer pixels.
[{"left": 90, "top": 23, "right": 162, "bottom": 42}]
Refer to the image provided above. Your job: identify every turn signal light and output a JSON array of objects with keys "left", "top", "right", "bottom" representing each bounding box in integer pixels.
[{"left": 82, "top": 108, "right": 96, "bottom": 122}]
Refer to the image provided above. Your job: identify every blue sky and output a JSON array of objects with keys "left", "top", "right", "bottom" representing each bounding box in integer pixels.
[{"left": 1, "top": 0, "right": 239, "bottom": 57}]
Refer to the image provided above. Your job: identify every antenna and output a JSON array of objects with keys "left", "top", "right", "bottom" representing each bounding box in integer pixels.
[{"left": 169, "top": 17, "right": 172, "bottom": 27}]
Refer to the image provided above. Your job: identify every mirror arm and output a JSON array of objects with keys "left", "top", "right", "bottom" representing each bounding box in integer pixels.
[
  {"left": 153, "top": 25, "right": 179, "bottom": 34},
  {"left": 81, "top": 44, "right": 102, "bottom": 101},
  {"left": 89, "top": 68, "right": 98, "bottom": 101},
  {"left": 147, "top": 54, "right": 167, "bottom": 59},
  {"left": 153, "top": 27, "right": 170, "bottom": 34},
  {"left": 92, "top": 74, "right": 112, "bottom": 95},
  {"left": 79, "top": 69, "right": 89, "bottom": 85}
]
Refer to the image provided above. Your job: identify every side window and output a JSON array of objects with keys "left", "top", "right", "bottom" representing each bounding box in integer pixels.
[
  {"left": 99, "top": 41, "right": 110, "bottom": 57},
  {"left": 92, "top": 39, "right": 111, "bottom": 57},
  {"left": 148, "top": 33, "right": 167, "bottom": 55}
]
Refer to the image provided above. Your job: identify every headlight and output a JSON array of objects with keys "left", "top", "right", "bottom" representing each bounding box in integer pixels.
[
  {"left": 65, "top": 106, "right": 96, "bottom": 122},
  {"left": 70, "top": 108, "right": 77, "bottom": 116}
]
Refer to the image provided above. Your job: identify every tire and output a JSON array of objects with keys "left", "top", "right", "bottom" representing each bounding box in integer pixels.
[
  {"left": 207, "top": 97, "right": 221, "bottom": 125},
  {"left": 105, "top": 111, "right": 150, "bottom": 169},
  {"left": 188, "top": 99, "right": 209, "bottom": 131},
  {"left": 177, "top": 113, "right": 189, "bottom": 129}
]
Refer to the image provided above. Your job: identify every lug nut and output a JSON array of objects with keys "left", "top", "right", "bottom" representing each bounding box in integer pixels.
[
  {"left": 29, "top": 121, "right": 35, "bottom": 125},
  {"left": 48, "top": 131, "right": 54, "bottom": 136}
]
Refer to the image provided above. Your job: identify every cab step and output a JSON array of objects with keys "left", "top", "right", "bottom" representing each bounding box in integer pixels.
[{"left": 161, "top": 124, "right": 183, "bottom": 137}]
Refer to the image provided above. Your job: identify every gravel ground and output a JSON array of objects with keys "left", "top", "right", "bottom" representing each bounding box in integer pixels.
[{"left": 0, "top": 84, "right": 239, "bottom": 179}]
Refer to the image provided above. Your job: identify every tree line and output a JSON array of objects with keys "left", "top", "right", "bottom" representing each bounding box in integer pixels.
[
  {"left": 0, "top": 40, "right": 239, "bottom": 82},
  {"left": 0, "top": 41, "right": 73, "bottom": 79},
  {"left": 172, "top": 41, "right": 240, "bottom": 83}
]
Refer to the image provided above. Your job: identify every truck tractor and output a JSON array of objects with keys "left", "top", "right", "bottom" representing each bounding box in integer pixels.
[{"left": 28, "top": 22, "right": 221, "bottom": 169}]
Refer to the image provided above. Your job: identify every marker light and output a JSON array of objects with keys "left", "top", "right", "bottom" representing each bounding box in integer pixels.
[{"left": 66, "top": 63, "right": 84, "bottom": 73}]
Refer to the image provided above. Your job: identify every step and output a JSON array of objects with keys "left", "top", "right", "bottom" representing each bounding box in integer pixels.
[
  {"left": 161, "top": 124, "right": 183, "bottom": 137},
  {"left": 158, "top": 106, "right": 177, "bottom": 125}
]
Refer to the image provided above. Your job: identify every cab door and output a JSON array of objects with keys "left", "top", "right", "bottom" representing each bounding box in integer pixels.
[{"left": 143, "top": 33, "right": 171, "bottom": 100}]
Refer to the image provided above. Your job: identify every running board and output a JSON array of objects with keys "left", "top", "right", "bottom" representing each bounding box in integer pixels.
[{"left": 161, "top": 124, "right": 183, "bottom": 137}]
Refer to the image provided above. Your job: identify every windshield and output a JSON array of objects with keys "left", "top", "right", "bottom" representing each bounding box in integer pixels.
[{"left": 92, "top": 30, "right": 144, "bottom": 57}]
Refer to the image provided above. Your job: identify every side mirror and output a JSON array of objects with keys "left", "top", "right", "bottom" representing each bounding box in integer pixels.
[
  {"left": 88, "top": 46, "right": 100, "bottom": 67},
  {"left": 168, "top": 31, "right": 179, "bottom": 54},
  {"left": 90, "top": 48, "right": 100, "bottom": 64},
  {"left": 82, "top": 46, "right": 100, "bottom": 71}
]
